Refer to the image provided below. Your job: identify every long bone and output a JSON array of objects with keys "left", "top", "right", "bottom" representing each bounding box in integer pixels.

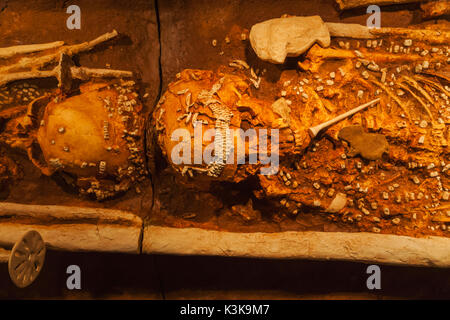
[
  {"left": 325, "top": 22, "right": 450, "bottom": 43},
  {"left": 369, "top": 79, "right": 412, "bottom": 120},
  {"left": 0, "top": 30, "right": 119, "bottom": 74},
  {"left": 0, "top": 41, "right": 64, "bottom": 59},
  {"left": 0, "top": 53, "right": 133, "bottom": 90},
  {"left": 369, "top": 27, "right": 450, "bottom": 44},
  {"left": 308, "top": 98, "right": 380, "bottom": 138},
  {"left": 396, "top": 82, "right": 434, "bottom": 120}
]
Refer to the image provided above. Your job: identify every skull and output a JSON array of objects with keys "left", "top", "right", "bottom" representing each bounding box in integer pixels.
[{"left": 2, "top": 81, "right": 147, "bottom": 200}]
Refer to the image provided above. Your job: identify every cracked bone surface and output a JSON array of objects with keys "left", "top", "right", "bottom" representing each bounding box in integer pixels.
[
  {"left": 0, "top": 41, "right": 64, "bottom": 59},
  {"left": 249, "top": 16, "right": 330, "bottom": 64},
  {"left": 0, "top": 52, "right": 133, "bottom": 88}
]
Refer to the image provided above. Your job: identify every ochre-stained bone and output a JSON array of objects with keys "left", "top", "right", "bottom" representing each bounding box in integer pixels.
[
  {"left": 370, "top": 27, "right": 450, "bottom": 44},
  {"left": 335, "top": 0, "right": 424, "bottom": 10},
  {"left": 0, "top": 53, "right": 132, "bottom": 88},
  {"left": 421, "top": 1, "right": 450, "bottom": 19},
  {"left": 0, "top": 41, "right": 64, "bottom": 59},
  {"left": 250, "top": 17, "right": 449, "bottom": 64},
  {"left": 325, "top": 22, "right": 375, "bottom": 39},
  {"left": 298, "top": 44, "right": 430, "bottom": 73},
  {"left": 327, "top": 22, "right": 450, "bottom": 43},
  {"left": 0, "top": 30, "right": 118, "bottom": 74},
  {"left": 308, "top": 98, "right": 380, "bottom": 138},
  {"left": 0, "top": 70, "right": 54, "bottom": 87}
]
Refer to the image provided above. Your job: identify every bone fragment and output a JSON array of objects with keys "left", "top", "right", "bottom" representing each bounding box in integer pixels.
[
  {"left": 325, "top": 22, "right": 375, "bottom": 39},
  {"left": 326, "top": 193, "right": 348, "bottom": 213},
  {"left": 335, "top": 0, "right": 424, "bottom": 10},
  {"left": 0, "top": 41, "right": 65, "bottom": 59},
  {"left": 0, "top": 30, "right": 119, "bottom": 74},
  {"left": 326, "top": 22, "right": 450, "bottom": 43},
  {"left": 0, "top": 70, "right": 54, "bottom": 87},
  {"left": 421, "top": 1, "right": 450, "bottom": 19},
  {"left": 0, "top": 202, "right": 142, "bottom": 253},
  {"left": 308, "top": 98, "right": 380, "bottom": 138},
  {"left": 71, "top": 67, "right": 133, "bottom": 81}
]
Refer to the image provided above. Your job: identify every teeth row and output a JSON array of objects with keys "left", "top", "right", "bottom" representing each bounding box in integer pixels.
[{"left": 205, "top": 96, "right": 234, "bottom": 178}]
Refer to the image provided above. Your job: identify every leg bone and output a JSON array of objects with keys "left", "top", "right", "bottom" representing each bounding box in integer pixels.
[
  {"left": 0, "top": 30, "right": 118, "bottom": 74},
  {"left": 0, "top": 41, "right": 64, "bottom": 59}
]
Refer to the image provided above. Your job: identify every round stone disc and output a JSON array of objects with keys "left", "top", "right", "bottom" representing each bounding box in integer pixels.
[{"left": 8, "top": 230, "right": 46, "bottom": 288}]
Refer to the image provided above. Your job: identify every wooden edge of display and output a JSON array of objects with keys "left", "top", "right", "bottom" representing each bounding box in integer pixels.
[
  {"left": 0, "top": 202, "right": 143, "bottom": 254},
  {"left": 142, "top": 225, "right": 450, "bottom": 267}
]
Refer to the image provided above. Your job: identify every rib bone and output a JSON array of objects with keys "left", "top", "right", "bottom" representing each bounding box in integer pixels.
[
  {"left": 299, "top": 44, "right": 428, "bottom": 73},
  {"left": 0, "top": 202, "right": 142, "bottom": 253}
]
